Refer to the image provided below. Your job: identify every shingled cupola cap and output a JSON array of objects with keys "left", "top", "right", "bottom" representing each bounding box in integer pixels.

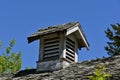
[{"left": 27, "top": 22, "right": 89, "bottom": 50}]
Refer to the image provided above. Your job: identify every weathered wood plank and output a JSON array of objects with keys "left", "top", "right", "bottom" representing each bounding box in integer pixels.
[
  {"left": 44, "top": 43, "right": 59, "bottom": 47},
  {"left": 44, "top": 46, "right": 59, "bottom": 51},
  {"left": 44, "top": 53, "right": 59, "bottom": 58},
  {"left": 44, "top": 49, "right": 59, "bottom": 54},
  {"left": 66, "top": 51, "right": 75, "bottom": 58}
]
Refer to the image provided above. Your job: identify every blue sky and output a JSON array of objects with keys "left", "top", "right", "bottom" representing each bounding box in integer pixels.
[{"left": 0, "top": 0, "right": 120, "bottom": 69}]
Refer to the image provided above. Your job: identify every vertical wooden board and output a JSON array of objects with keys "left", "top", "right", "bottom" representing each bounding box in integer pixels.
[
  {"left": 59, "top": 32, "right": 66, "bottom": 59},
  {"left": 39, "top": 38, "right": 44, "bottom": 61}
]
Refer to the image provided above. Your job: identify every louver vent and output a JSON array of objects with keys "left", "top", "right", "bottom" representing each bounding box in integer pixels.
[
  {"left": 43, "top": 37, "right": 60, "bottom": 60},
  {"left": 66, "top": 38, "right": 75, "bottom": 63}
]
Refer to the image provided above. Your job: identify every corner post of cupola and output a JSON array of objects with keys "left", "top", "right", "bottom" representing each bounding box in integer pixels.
[
  {"left": 39, "top": 37, "right": 44, "bottom": 61},
  {"left": 59, "top": 31, "right": 66, "bottom": 60},
  {"left": 74, "top": 37, "right": 78, "bottom": 62}
]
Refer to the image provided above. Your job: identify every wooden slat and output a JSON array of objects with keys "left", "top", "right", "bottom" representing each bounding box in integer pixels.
[
  {"left": 66, "top": 53, "right": 74, "bottom": 61},
  {"left": 66, "top": 48, "right": 74, "bottom": 54},
  {"left": 44, "top": 39, "right": 59, "bottom": 44},
  {"left": 44, "top": 53, "right": 59, "bottom": 58},
  {"left": 45, "top": 41, "right": 59, "bottom": 45},
  {"left": 66, "top": 38, "right": 75, "bottom": 44},
  {"left": 66, "top": 42, "right": 75, "bottom": 48},
  {"left": 44, "top": 51, "right": 59, "bottom": 55},
  {"left": 44, "top": 46, "right": 59, "bottom": 51},
  {"left": 66, "top": 45, "right": 75, "bottom": 51},
  {"left": 66, "top": 55, "right": 74, "bottom": 62},
  {"left": 66, "top": 51, "right": 74, "bottom": 58},
  {"left": 44, "top": 37, "right": 59, "bottom": 41},
  {"left": 43, "top": 55, "right": 59, "bottom": 60},
  {"left": 44, "top": 43, "right": 59, "bottom": 47},
  {"left": 44, "top": 49, "right": 59, "bottom": 54},
  {"left": 66, "top": 41, "right": 75, "bottom": 48},
  {"left": 66, "top": 57, "right": 74, "bottom": 63}
]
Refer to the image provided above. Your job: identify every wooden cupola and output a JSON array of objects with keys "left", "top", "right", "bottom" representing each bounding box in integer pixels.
[{"left": 27, "top": 22, "right": 89, "bottom": 72}]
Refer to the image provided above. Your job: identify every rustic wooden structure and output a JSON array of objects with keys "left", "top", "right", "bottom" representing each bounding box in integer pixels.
[{"left": 27, "top": 22, "right": 89, "bottom": 72}]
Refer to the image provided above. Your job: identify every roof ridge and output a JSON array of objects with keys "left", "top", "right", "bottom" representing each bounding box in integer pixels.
[{"left": 38, "top": 21, "right": 79, "bottom": 31}]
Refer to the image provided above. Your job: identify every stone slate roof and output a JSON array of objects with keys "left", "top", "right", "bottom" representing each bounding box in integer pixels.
[
  {"left": 38, "top": 22, "right": 79, "bottom": 35},
  {"left": 1, "top": 55, "right": 120, "bottom": 80},
  {"left": 27, "top": 22, "right": 88, "bottom": 44}
]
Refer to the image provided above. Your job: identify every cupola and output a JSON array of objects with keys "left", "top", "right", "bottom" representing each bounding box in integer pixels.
[{"left": 27, "top": 22, "right": 89, "bottom": 72}]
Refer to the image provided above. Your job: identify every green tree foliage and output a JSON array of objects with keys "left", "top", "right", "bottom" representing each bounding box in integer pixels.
[
  {"left": 105, "top": 23, "right": 120, "bottom": 56},
  {"left": 0, "top": 39, "right": 22, "bottom": 73},
  {"left": 88, "top": 65, "right": 111, "bottom": 80}
]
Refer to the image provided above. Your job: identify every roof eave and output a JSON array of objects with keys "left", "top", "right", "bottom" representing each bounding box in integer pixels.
[
  {"left": 66, "top": 25, "right": 89, "bottom": 50},
  {"left": 77, "top": 28, "right": 89, "bottom": 50}
]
